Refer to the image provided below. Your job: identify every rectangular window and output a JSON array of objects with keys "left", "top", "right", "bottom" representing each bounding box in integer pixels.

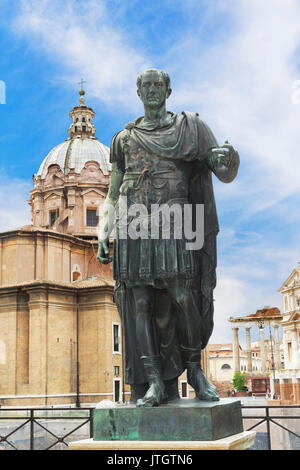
[
  {"left": 50, "top": 209, "right": 59, "bottom": 226},
  {"left": 113, "top": 324, "right": 120, "bottom": 353},
  {"left": 114, "top": 366, "right": 120, "bottom": 376},
  {"left": 181, "top": 381, "right": 188, "bottom": 398},
  {"left": 86, "top": 209, "right": 98, "bottom": 227},
  {"left": 114, "top": 379, "right": 121, "bottom": 402}
]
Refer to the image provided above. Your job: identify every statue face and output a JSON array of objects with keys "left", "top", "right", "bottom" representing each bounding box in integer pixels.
[{"left": 137, "top": 70, "right": 170, "bottom": 109}]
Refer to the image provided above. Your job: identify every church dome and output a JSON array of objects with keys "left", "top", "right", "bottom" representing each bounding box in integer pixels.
[
  {"left": 30, "top": 86, "right": 111, "bottom": 239},
  {"left": 36, "top": 87, "right": 111, "bottom": 179},
  {"left": 37, "top": 137, "right": 111, "bottom": 179}
]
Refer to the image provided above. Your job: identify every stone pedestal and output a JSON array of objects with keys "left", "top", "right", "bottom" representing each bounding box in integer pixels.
[
  {"left": 69, "top": 431, "right": 256, "bottom": 450},
  {"left": 69, "top": 398, "right": 256, "bottom": 450}
]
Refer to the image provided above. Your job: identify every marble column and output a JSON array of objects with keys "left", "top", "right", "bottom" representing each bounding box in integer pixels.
[
  {"left": 245, "top": 327, "right": 252, "bottom": 373},
  {"left": 232, "top": 327, "right": 240, "bottom": 373},
  {"left": 259, "top": 326, "right": 267, "bottom": 374},
  {"left": 270, "top": 375, "right": 275, "bottom": 399},
  {"left": 273, "top": 324, "right": 281, "bottom": 370}
]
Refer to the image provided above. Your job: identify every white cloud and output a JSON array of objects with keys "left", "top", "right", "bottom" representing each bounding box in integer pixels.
[
  {"left": 12, "top": 0, "right": 300, "bottom": 202},
  {"left": 167, "top": 0, "right": 300, "bottom": 207},
  {"left": 13, "top": 0, "right": 150, "bottom": 109},
  {"left": 211, "top": 229, "right": 299, "bottom": 345},
  {"left": 6, "top": 0, "right": 300, "bottom": 344},
  {"left": 0, "top": 176, "right": 31, "bottom": 231}
]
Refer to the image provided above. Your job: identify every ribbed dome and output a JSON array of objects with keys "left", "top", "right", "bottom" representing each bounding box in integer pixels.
[{"left": 37, "top": 136, "right": 111, "bottom": 179}]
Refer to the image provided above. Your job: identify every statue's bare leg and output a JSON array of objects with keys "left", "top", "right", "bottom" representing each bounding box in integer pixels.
[
  {"left": 168, "top": 280, "right": 219, "bottom": 401},
  {"left": 131, "top": 286, "right": 166, "bottom": 407}
]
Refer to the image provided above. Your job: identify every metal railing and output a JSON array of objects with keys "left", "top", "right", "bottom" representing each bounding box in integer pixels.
[
  {"left": 0, "top": 407, "right": 94, "bottom": 450},
  {"left": 0, "top": 405, "right": 299, "bottom": 450},
  {"left": 242, "top": 404, "right": 300, "bottom": 450}
]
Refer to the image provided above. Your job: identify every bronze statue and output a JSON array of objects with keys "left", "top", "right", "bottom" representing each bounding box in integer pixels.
[{"left": 97, "top": 69, "right": 239, "bottom": 407}]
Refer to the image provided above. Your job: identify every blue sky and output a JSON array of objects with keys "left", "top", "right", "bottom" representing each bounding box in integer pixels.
[{"left": 1, "top": 0, "right": 300, "bottom": 345}]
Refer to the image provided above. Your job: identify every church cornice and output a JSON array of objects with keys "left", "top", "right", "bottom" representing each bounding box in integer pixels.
[
  {"left": 0, "top": 281, "right": 114, "bottom": 296},
  {"left": 0, "top": 225, "right": 99, "bottom": 248}
]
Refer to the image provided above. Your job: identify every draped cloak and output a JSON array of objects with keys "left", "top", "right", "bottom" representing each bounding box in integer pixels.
[{"left": 110, "top": 111, "right": 239, "bottom": 385}]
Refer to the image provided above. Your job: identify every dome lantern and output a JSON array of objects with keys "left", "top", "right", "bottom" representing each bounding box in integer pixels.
[{"left": 68, "top": 84, "right": 96, "bottom": 138}]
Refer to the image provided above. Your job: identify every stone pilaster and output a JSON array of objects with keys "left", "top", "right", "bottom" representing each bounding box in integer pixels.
[
  {"left": 27, "top": 287, "right": 49, "bottom": 405},
  {"left": 295, "top": 379, "right": 300, "bottom": 404},
  {"left": 291, "top": 329, "right": 298, "bottom": 369},
  {"left": 7, "top": 293, "right": 18, "bottom": 395},
  {"left": 16, "top": 292, "right": 29, "bottom": 392}
]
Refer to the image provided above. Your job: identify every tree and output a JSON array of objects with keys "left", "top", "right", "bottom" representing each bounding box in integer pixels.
[{"left": 233, "top": 372, "right": 246, "bottom": 392}]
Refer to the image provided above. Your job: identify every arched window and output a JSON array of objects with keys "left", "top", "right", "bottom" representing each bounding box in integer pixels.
[
  {"left": 221, "top": 364, "right": 231, "bottom": 370},
  {"left": 73, "top": 271, "right": 81, "bottom": 281},
  {"left": 72, "top": 264, "right": 81, "bottom": 282}
]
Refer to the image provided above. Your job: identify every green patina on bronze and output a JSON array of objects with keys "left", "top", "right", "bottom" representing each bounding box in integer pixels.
[
  {"left": 93, "top": 399, "right": 243, "bottom": 442},
  {"left": 97, "top": 69, "right": 240, "bottom": 407}
]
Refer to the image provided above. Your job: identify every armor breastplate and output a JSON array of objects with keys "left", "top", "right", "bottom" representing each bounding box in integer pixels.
[{"left": 119, "top": 138, "right": 191, "bottom": 209}]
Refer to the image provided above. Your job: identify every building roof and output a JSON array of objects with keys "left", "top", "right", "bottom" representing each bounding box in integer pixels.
[
  {"left": 248, "top": 307, "right": 281, "bottom": 318},
  {"left": 207, "top": 344, "right": 234, "bottom": 352},
  {"left": 229, "top": 306, "right": 282, "bottom": 323}
]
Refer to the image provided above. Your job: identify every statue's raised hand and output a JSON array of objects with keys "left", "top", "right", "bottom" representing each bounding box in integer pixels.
[
  {"left": 207, "top": 140, "right": 240, "bottom": 183},
  {"left": 97, "top": 239, "right": 113, "bottom": 264},
  {"left": 217, "top": 141, "right": 239, "bottom": 168}
]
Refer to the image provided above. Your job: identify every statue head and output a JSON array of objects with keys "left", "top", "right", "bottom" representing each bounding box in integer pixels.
[{"left": 137, "top": 69, "right": 172, "bottom": 109}]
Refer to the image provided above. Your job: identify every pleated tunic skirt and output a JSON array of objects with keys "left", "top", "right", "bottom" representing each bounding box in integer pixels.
[{"left": 113, "top": 217, "right": 200, "bottom": 286}]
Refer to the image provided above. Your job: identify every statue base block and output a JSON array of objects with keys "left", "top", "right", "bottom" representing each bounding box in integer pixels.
[
  {"left": 92, "top": 398, "right": 244, "bottom": 442},
  {"left": 69, "top": 431, "right": 256, "bottom": 450}
]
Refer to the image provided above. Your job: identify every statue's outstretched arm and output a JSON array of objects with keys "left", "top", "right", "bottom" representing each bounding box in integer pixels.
[
  {"left": 205, "top": 141, "right": 240, "bottom": 183},
  {"left": 97, "top": 163, "right": 124, "bottom": 264}
]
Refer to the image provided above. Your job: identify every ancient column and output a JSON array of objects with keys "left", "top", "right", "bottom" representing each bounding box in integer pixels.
[
  {"left": 245, "top": 327, "right": 253, "bottom": 373},
  {"left": 232, "top": 327, "right": 240, "bottom": 373},
  {"left": 259, "top": 326, "right": 267, "bottom": 374},
  {"left": 273, "top": 324, "right": 281, "bottom": 370}
]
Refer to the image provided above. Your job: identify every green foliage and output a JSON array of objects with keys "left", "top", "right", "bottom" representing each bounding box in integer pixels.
[{"left": 233, "top": 372, "right": 246, "bottom": 392}]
